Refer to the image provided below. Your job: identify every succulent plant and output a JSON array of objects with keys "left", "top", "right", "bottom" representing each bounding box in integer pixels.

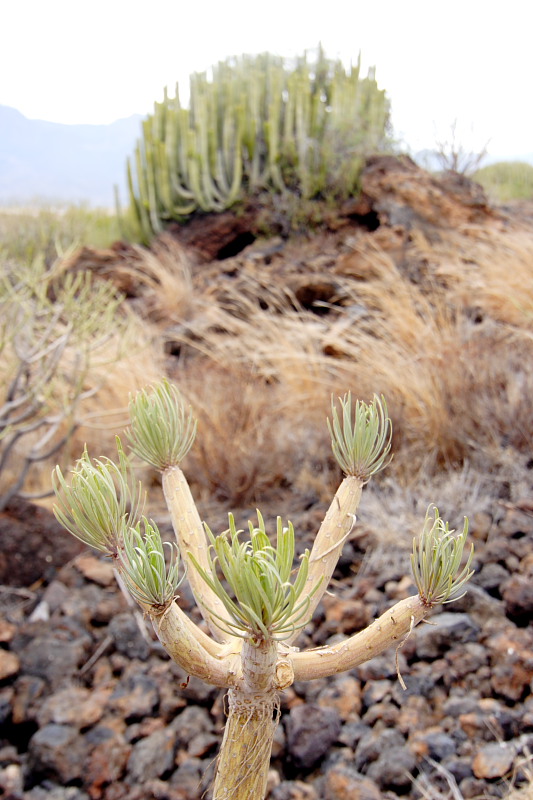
[
  {"left": 53, "top": 380, "right": 473, "bottom": 800},
  {"left": 118, "top": 47, "right": 390, "bottom": 243}
]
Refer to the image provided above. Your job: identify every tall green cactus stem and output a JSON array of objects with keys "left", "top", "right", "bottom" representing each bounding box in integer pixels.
[
  {"left": 53, "top": 381, "right": 473, "bottom": 800},
  {"left": 117, "top": 47, "right": 390, "bottom": 243}
]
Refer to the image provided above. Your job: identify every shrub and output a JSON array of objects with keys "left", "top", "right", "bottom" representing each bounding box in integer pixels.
[
  {"left": 0, "top": 204, "right": 119, "bottom": 265},
  {"left": 0, "top": 253, "right": 129, "bottom": 508},
  {"left": 118, "top": 47, "right": 390, "bottom": 243},
  {"left": 473, "top": 161, "right": 533, "bottom": 202},
  {"left": 53, "top": 380, "right": 473, "bottom": 800}
]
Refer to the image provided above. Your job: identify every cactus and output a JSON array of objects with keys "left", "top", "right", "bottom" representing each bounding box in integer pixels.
[
  {"left": 53, "top": 381, "right": 473, "bottom": 799},
  {"left": 118, "top": 47, "right": 390, "bottom": 243}
]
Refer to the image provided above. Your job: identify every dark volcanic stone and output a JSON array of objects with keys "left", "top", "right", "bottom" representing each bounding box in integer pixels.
[
  {"left": 25, "top": 788, "right": 89, "bottom": 800},
  {"left": 475, "top": 562, "right": 510, "bottom": 593},
  {"left": 109, "top": 672, "right": 159, "bottom": 720},
  {"left": 108, "top": 613, "right": 151, "bottom": 661},
  {"left": 286, "top": 704, "right": 341, "bottom": 769},
  {"left": 171, "top": 706, "right": 215, "bottom": 748},
  {"left": 28, "top": 723, "right": 88, "bottom": 783},
  {"left": 366, "top": 744, "right": 416, "bottom": 789},
  {"left": 354, "top": 728, "right": 405, "bottom": 772},
  {"left": 17, "top": 634, "right": 89, "bottom": 688},
  {"left": 424, "top": 731, "right": 456, "bottom": 760},
  {"left": 415, "top": 612, "right": 480, "bottom": 659},
  {"left": 126, "top": 726, "right": 177, "bottom": 781},
  {"left": 0, "top": 498, "right": 85, "bottom": 587}
]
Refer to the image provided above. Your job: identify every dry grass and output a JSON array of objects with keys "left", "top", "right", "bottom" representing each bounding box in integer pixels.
[
  {"left": 137, "top": 216, "right": 533, "bottom": 516},
  {"left": 122, "top": 235, "right": 196, "bottom": 324},
  {"left": 5, "top": 204, "right": 531, "bottom": 522},
  {"left": 1, "top": 307, "right": 164, "bottom": 505}
]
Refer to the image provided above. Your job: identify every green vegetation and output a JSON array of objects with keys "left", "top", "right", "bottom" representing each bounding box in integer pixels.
[
  {"left": 0, "top": 255, "right": 129, "bottom": 509},
  {"left": 473, "top": 161, "right": 533, "bottom": 202},
  {"left": 53, "top": 380, "right": 472, "bottom": 800},
  {"left": 118, "top": 47, "right": 390, "bottom": 243},
  {"left": 0, "top": 204, "right": 119, "bottom": 265}
]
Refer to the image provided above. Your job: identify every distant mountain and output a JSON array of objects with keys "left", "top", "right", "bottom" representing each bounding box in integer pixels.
[{"left": 0, "top": 106, "right": 143, "bottom": 207}]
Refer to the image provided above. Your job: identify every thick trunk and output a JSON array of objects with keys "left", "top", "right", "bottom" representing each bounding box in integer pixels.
[
  {"left": 212, "top": 637, "right": 279, "bottom": 800},
  {"left": 212, "top": 689, "right": 279, "bottom": 800}
]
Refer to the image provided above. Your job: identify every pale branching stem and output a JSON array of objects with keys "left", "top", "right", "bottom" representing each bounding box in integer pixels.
[
  {"left": 213, "top": 638, "right": 279, "bottom": 800},
  {"left": 285, "top": 475, "right": 363, "bottom": 643},
  {"left": 52, "top": 380, "right": 474, "bottom": 800},
  {"left": 162, "top": 466, "right": 234, "bottom": 643},
  {"left": 150, "top": 600, "right": 234, "bottom": 688},
  {"left": 289, "top": 595, "right": 429, "bottom": 681}
]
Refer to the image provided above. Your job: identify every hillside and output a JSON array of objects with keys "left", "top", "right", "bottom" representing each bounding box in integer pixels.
[
  {"left": 0, "top": 105, "right": 142, "bottom": 207},
  {"left": 1, "top": 157, "right": 533, "bottom": 800}
]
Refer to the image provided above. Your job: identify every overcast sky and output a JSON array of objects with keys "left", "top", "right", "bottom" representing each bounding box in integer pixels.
[{"left": 2, "top": 0, "right": 532, "bottom": 160}]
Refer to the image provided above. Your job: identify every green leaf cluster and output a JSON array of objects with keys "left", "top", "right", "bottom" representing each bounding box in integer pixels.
[
  {"left": 328, "top": 393, "right": 392, "bottom": 480},
  {"left": 411, "top": 506, "right": 474, "bottom": 606},
  {"left": 53, "top": 432, "right": 183, "bottom": 610},
  {"left": 120, "top": 518, "right": 184, "bottom": 608},
  {"left": 52, "top": 438, "right": 143, "bottom": 555},
  {"left": 118, "top": 47, "right": 390, "bottom": 243},
  {"left": 127, "top": 379, "right": 197, "bottom": 470},
  {"left": 190, "top": 511, "right": 321, "bottom": 644}
]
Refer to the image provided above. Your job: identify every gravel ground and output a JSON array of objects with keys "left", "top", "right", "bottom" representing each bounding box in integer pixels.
[{"left": 1, "top": 496, "right": 533, "bottom": 800}]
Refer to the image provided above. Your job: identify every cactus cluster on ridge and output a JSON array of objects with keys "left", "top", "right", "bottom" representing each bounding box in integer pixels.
[{"left": 117, "top": 47, "right": 390, "bottom": 243}]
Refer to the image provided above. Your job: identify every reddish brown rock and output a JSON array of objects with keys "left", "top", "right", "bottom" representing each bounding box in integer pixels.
[
  {"left": 36, "top": 685, "right": 112, "bottom": 728},
  {"left": 318, "top": 674, "right": 362, "bottom": 720},
  {"left": 86, "top": 730, "right": 132, "bottom": 800},
  {"left": 168, "top": 209, "right": 258, "bottom": 262},
  {"left": 487, "top": 628, "right": 533, "bottom": 701},
  {"left": 75, "top": 554, "right": 115, "bottom": 587},
  {"left": 270, "top": 779, "right": 319, "bottom": 800},
  {"left": 324, "top": 763, "right": 381, "bottom": 800},
  {"left": 472, "top": 742, "right": 515, "bottom": 779},
  {"left": 0, "top": 650, "right": 19, "bottom": 680},
  {"left": 502, "top": 574, "right": 533, "bottom": 623},
  {"left": 322, "top": 595, "right": 371, "bottom": 634},
  {"left": 0, "top": 617, "right": 16, "bottom": 643},
  {"left": 360, "top": 155, "right": 493, "bottom": 230}
]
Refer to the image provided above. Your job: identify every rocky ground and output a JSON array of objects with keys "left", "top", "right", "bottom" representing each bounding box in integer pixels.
[
  {"left": 1, "top": 490, "right": 533, "bottom": 800},
  {"left": 2, "top": 157, "right": 533, "bottom": 799}
]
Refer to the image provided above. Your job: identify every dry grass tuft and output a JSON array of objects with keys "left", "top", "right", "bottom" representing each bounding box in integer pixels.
[
  {"left": 177, "top": 362, "right": 313, "bottom": 506},
  {"left": 152, "top": 215, "right": 533, "bottom": 519},
  {"left": 125, "top": 234, "right": 196, "bottom": 324}
]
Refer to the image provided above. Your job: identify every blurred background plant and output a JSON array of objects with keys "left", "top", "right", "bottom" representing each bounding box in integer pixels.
[
  {"left": 473, "top": 161, "right": 533, "bottom": 203},
  {"left": 118, "top": 46, "right": 390, "bottom": 243},
  {"left": 0, "top": 249, "right": 162, "bottom": 509},
  {"left": 0, "top": 204, "right": 119, "bottom": 266}
]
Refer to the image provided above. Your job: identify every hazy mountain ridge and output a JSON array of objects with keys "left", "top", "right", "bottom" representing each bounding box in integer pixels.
[
  {"left": 0, "top": 105, "right": 143, "bottom": 207},
  {"left": 1, "top": 105, "right": 531, "bottom": 209}
]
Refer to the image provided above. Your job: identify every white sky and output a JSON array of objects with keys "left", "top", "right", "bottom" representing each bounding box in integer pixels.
[{"left": 2, "top": 0, "right": 532, "bottom": 159}]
